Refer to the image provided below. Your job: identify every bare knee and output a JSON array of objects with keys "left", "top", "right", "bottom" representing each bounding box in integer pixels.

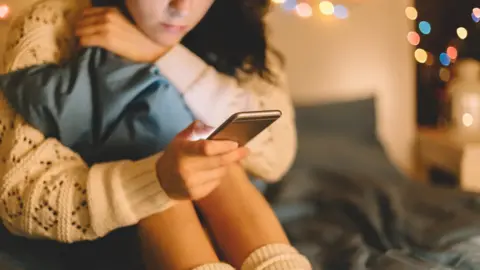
[{"left": 138, "top": 201, "right": 219, "bottom": 270}]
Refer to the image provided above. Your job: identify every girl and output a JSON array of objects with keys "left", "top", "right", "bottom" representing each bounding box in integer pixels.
[{"left": 0, "top": 0, "right": 308, "bottom": 269}]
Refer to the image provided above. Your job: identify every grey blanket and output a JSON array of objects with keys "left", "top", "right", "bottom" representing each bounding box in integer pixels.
[{"left": 268, "top": 160, "right": 480, "bottom": 270}]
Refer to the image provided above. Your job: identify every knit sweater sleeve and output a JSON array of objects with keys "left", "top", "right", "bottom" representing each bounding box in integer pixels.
[
  {"left": 155, "top": 45, "right": 297, "bottom": 182},
  {"left": 0, "top": 0, "right": 174, "bottom": 242}
]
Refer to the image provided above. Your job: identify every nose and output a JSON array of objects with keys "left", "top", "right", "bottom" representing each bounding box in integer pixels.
[{"left": 168, "top": 0, "right": 190, "bottom": 17}]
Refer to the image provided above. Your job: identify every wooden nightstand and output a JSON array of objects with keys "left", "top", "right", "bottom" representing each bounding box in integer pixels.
[{"left": 416, "top": 128, "right": 480, "bottom": 192}]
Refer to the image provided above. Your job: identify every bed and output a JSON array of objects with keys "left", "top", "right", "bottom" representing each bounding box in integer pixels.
[{"left": 265, "top": 97, "right": 480, "bottom": 269}]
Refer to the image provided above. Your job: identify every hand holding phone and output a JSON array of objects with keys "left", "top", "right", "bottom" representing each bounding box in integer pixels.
[{"left": 207, "top": 110, "right": 282, "bottom": 146}]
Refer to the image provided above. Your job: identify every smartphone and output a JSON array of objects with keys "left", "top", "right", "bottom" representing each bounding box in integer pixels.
[{"left": 207, "top": 110, "right": 282, "bottom": 146}]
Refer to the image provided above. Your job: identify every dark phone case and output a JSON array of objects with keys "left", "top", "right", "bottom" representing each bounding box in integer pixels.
[{"left": 207, "top": 110, "right": 281, "bottom": 146}]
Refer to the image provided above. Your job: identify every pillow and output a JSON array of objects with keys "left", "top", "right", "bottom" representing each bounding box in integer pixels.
[
  {"left": 295, "top": 96, "right": 377, "bottom": 143},
  {"left": 292, "top": 96, "right": 406, "bottom": 186},
  {"left": 295, "top": 134, "right": 407, "bottom": 183},
  {"left": 267, "top": 97, "right": 408, "bottom": 204}
]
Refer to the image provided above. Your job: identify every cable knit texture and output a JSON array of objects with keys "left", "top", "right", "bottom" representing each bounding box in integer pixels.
[
  {"left": 241, "top": 244, "right": 312, "bottom": 270},
  {"left": 0, "top": 0, "right": 297, "bottom": 243},
  {"left": 0, "top": 0, "right": 174, "bottom": 243},
  {"left": 187, "top": 244, "right": 313, "bottom": 270},
  {"left": 192, "top": 263, "right": 235, "bottom": 270}
]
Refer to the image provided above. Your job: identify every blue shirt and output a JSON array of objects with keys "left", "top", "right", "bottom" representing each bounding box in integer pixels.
[{"left": 0, "top": 48, "right": 195, "bottom": 164}]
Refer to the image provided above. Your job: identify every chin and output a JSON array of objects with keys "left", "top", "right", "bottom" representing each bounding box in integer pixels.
[{"left": 153, "top": 34, "right": 184, "bottom": 49}]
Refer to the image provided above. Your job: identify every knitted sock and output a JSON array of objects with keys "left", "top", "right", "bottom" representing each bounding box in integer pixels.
[
  {"left": 192, "top": 262, "right": 235, "bottom": 270},
  {"left": 241, "top": 244, "right": 312, "bottom": 270}
]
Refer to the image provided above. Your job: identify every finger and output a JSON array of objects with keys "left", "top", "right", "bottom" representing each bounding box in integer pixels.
[
  {"left": 190, "top": 122, "right": 215, "bottom": 141},
  {"left": 76, "top": 23, "right": 105, "bottom": 37},
  {"left": 76, "top": 15, "right": 107, "bottom": 29},
  {"left": 189, "top": 178, "right": 222, "bottom": 200},
  {"left": 82, "top": 7, "right": 117, "bottom": 17},
  {"left": 187, "top": 140, "right": 239, "bottom": 156},
  {"left": 175, "top": 120, "right": 202, "bottom": 140},
  {"left": 189, "top": 147, "right": 249, "bottom": 170},
  {"left": 82, "top": 7, "right": 130, "bottom": 27},
  {"left": 185, "top": 166, "right": 228, "bottom": 189},
  {"left": 78, "top": 33, "right": 108, "bottom": 48},
  {"left": 178, "top": 120, "right": 215, "bottom": 140},
  {"left": 81, "top": 8, "right": 122, "bottom": 29},
  {"left": 174, "top": 120, "right": 216, "bottom": 143},
  {"left": 193, "top": 121, "right": 215, "bottom": 135},
  {"left": 77, "top": 9, "right": 127, "bottom": 37}
]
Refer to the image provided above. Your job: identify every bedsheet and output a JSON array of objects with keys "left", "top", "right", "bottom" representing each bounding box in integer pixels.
[{"left": 269, "top": 165, "right": 480, "bottom": 270}]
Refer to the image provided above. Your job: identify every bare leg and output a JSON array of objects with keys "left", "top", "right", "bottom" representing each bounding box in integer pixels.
[
  {"left": 196, "top": 164, "right": 290, "bottom": 268},
  {"left": 137, "top": 201, "right": 220, "bottom": 270}
]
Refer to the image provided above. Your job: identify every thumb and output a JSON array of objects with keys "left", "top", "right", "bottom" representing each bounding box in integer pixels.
[{"left": 177, "top": 120, "right": 214, "bottom": 141}]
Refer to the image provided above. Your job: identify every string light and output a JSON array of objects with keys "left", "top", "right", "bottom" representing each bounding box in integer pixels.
[
  {"left": 457, "top": 27, "right": 468, "bottom": 39},
  {"left": 418, "top": 21, "right": 432, "bottom": 35},
  {"left": 462, "top": 113, "right": 474, "bottom": 127},
  {"left": 0, "top": 4, "right": 9, "bottom": 19},
  {"left": 282, "top": 0, "right": 297, "bottom": 11},
  {"left": 439, "top": 68, "right": 451, "bottom": 82},
  {"left": 473, "top": 7, "right": 480, "bottom": 18},
  {"left": 439, "top": 53, "right": 451, "bottom": 66},
  {"left": 405, "top": 7, "right": 418, "bottom": 20},
  {"left": 273, "top": 0, "right": 352, "bottom": 20},
  {"left": 319, "top": 1, "right": 335, "bottom": 15},
  {"left": 296, "top": 2, "right": 312, "bottom": 18},
  {"left": 426, "top": 52, "right": 435, "bottom": 66},
  {"left": 334, "top": 5, "right": 349, "bottom": 19},
  {"left": 446, "top": 46, "right": 458, "bottom": 60},
  {"left": 415, "top": 49, "right": 428, "bottom": 63},
  {"left": 405, "top": 5, "right": 475, "bottom": 82},
  {"left": 273, "top": 0, "right": 473, "bottom": 75},
  {"left": 407, "top": 31, "right": 421, "bottom": 46},
  {"left": 472, "top": 13, "right": 480, "bottom": 23}
]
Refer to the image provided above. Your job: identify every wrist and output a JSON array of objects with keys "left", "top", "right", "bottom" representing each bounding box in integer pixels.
[
  {"left": 146, "top": 43, "right": 170, "bottom": 63},
  {"left": 154, "top": 156, "right": 176, "bottom": 200}
]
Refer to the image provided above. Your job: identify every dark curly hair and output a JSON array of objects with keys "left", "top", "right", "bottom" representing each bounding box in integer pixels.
[{"left": 94, "top": 0, "right": 283, "bottom": 83}]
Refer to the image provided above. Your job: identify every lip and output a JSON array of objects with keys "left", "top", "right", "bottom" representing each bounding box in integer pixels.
[{"left": 160, "top": 23, "right": 188, "bottom": 34}]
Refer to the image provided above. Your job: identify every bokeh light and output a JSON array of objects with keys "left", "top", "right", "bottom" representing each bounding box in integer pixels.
[
  {"left": 457, "top": 27, "right": 468, "bottom": 39},
  {"left": 0, "top": 4, "right": 9, "bottom": 19},
  {"left": 283, "top": 0, "right": 297, "bottom": 11},
  {"left": 473, "top": 7, "right": 480, "bottom": 18},
  {"left": 472, "top": 13, "right": 480, "bottom": 23},
  {"left": 439, "top": 53, "right": 451, "bottom": 66},
  {"left": 333, "top": 5, "right": 348, "bottom": 19},
  {"left": 419, "top": 21, "right": 431, "bottom": 35},
  {"left": 414, "top": 49, "right": 428, "bottom": 63},
  {"left": 425, "top": 52, "right": 435, "bottom": 66},
  {"left": 405, "top": 7, "right": 418, "bottom": 20},
  {"left": 296, "top": 3, "right": 312, "bottom": 18},
  {"left": 407, "top": 32, "right": 421, "bottom": 46},
  {"left": 462, "top": 113, "right": 474, "bottom": 127},
  {"left": 439, "top": 68, "right": 451, "bottom": 82},
  {"left": 446, "top": 46, "right": 458, "bottom": 60},
  {"left": 271, "top": 0, "right": 286, "bottom": 4},
  {"left": 319, "top": 1, "right": 335, "bottom": 15}
]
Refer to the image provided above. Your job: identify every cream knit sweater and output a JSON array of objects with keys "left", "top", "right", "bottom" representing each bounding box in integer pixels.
[{"left": 0, "top": 0, "right": 297, "bottom": 243}]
